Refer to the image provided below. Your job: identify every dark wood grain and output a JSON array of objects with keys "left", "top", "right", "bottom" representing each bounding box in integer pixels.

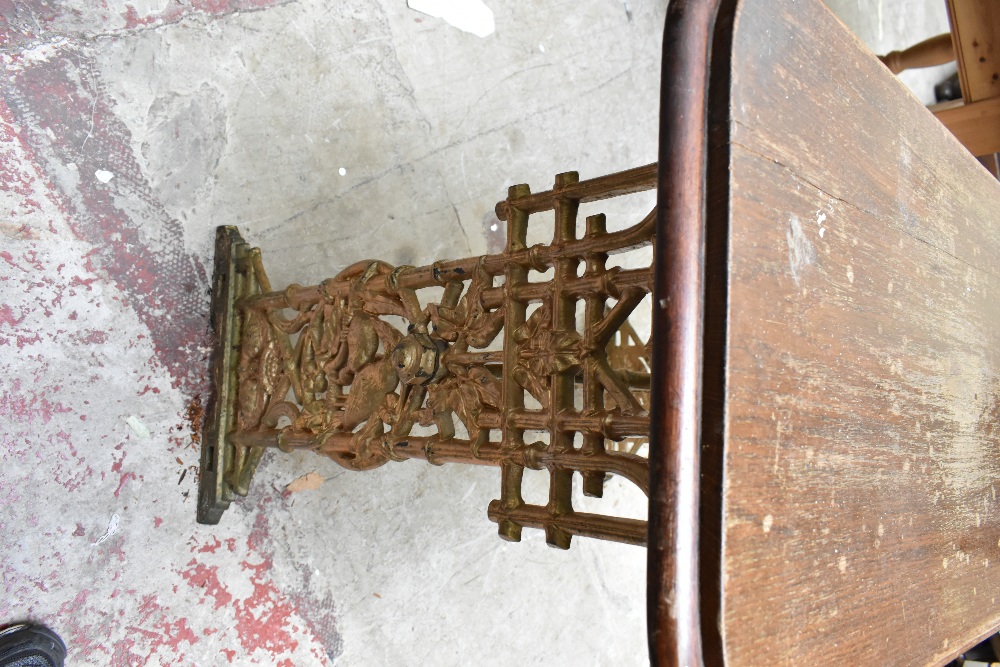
[
  {"left": 712, "top": 0, "right": 1000, "bottom": 664},
  {"left": 648, "top": 0, "right": 723, "bottom": 665}
]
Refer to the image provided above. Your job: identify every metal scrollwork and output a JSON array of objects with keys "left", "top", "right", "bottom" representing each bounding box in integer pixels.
[{"left": 201, "top": 165, "right": 658, "bottom": 547}]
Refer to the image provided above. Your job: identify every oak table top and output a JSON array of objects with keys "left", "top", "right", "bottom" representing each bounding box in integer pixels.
[{"left": 649, "top": 0, "right": 1000, "bottom": 665}]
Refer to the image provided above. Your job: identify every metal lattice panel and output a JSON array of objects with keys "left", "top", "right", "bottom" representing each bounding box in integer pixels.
[{"left": 200, "top": 165, "right": 657, "bottom": 548}]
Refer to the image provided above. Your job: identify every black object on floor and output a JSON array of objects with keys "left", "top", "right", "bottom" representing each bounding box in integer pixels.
[
  {"left": 935, "top": 70, "right": 962, "bottom": 103},
  {"left": 0, "top": 624, "right": 66, "bottom": 667}
]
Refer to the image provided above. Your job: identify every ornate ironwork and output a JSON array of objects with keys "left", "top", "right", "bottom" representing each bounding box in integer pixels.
[{"left": 199, "top": 165, "right": 657, "bottom": 548}]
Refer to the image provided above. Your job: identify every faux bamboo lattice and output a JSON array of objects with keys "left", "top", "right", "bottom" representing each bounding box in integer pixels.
[{"left": 198, "top": 165, "right": 657, "bottom": 548}]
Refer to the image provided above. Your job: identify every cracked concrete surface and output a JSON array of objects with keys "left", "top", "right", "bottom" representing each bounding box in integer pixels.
[
  {"left": 0, "top": 0, "right": 949, "bottom": 664},
  {"left": 2, "top": 0, "right": 661, "bottom": 664}
]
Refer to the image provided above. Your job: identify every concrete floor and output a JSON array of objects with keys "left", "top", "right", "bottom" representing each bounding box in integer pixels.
[
  {"left": 0, "top": 1, "right": 949, "bottom": 665},
  {"left": 827, "top": 0, "right": 953, "bottom": 105}
]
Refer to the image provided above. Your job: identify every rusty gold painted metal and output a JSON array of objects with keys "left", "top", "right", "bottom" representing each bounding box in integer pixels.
[{"left": 199, "top": 165, "right": 657, "bottom": 548}]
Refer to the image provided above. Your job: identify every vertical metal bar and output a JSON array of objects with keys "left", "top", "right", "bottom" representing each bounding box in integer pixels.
[
  {"left": 546, "top": 171, "right": 580, "bottom": 549},
  {"left": 581, "top": 213, "right": 609, "bottom": 498},
  {"left": 497, "top": 184, "right": 531, "bottom": 542}
]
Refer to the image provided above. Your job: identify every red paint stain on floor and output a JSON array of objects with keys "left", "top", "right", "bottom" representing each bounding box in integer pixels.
[
  {"left": 108, "top": 594, "right": 199, "bottom": 666},
  {"left": 113, "top": 471, "right": 137, "bottom": 497},
  {"left": 196, "top": 536, "right": 223, "bottom": 554},
  {"left": 3, "top": 54, "right": 211, "bottom": 396},
  {"left": 245, "top": 498, "right": 342, "bottom": 662},
  {"left": 174, "top": 499, "right": 340, "bottom": 661},
  {"left": 120, "top": 0, "right": 293, "bottom": 31},
  {"left": 0, "top": 304, "right": 24, "bottom": 327},
  {"left": 179, "top": 560, "right": 233, "bottom": 610},
  {"left": 111, "top": 450, "right": 126, "bottom": 474},
  {"left": 0, "top": 379, "right": 73, "bottom": 424},
  {"left": 57, "top": 590, "right": 111, "bottom": 661},
  {"left": 70, "top": 329, "right": 109, "bottom": 345},
  {"left": 3, "top": 1, "right": 343, "bottom": 664},
  {"left": 234, "top": 554, "right": 301, "bottom": 654},
  {"left": 146, "top": 617, "right": 199, "bottom": 653}
]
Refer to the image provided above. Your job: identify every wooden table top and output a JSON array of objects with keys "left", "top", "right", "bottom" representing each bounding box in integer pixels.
[{"left": 649, "top": 0, "right": 1000, "bottom": 664}]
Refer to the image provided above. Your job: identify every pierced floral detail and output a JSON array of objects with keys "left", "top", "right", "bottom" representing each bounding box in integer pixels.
[
  {"left": 423, "top": 366, "right": 503, "bottom": 456},
  {"left": 511, "top": 304, "right": 584, "bottom": 405},
  {"left": 218, "top": 166, "right": 657, "bottom": 547},
  {"left": 235, "top": 255, "right": 509, "bottom": 472}
]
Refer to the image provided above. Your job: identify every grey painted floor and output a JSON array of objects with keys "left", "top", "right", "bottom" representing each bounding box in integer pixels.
[{"left": 0, "top": 1, "right": 951, "bottom": 665}]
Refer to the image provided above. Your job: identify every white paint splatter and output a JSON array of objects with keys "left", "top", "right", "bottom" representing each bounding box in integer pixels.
[
  {"left": 816, "top": 211, "right": 826, "bottom": 226},
  {"left": 0, "top": 37, "right": 69, "bottom": 71},
  {"left": 338, "top": 167, "right": 347, "bottom": 176},
  {"left": 125, "top": 415, "right": 150, "bottom": 439},
  {"left": 95, "top": 170, "right": 114, "bottom": 183},
  {"left": 838, "top": 555, "right": 847, "bottom": 573},
  {"left": 818, "top": 227, "right": 825, "bottom": 238},
  {"left": 92, "top": 514, "right": 120, "bottom": 547},
  {"left": 762, "top": 514, "right": 773, "bottom": 533},
  {"left": 539, "top": 43, "right": 545, "bottom": 53},
  {"left": 407, "top": 0, "right": 495, "bottom": 37},
  {"left": 786, "top": 215, "right": 816, "bottom": 286}
]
